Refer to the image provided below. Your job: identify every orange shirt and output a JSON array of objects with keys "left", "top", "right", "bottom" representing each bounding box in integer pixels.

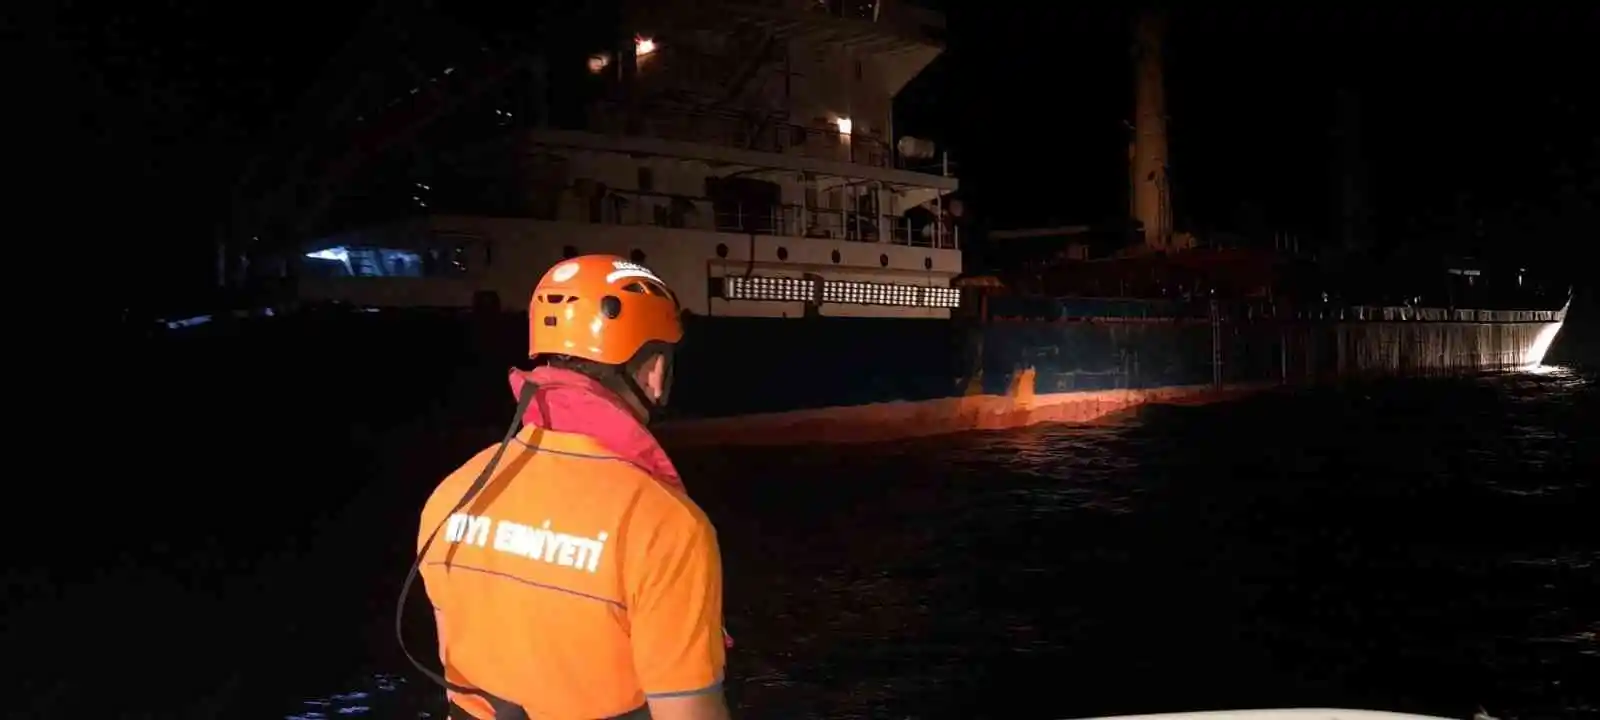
[{"left": 417, "top": 426, "right": 725, "bottom": 719}]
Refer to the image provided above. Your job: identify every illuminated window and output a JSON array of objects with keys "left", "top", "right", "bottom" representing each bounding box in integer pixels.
[
  {"left": 819, "top": 280, "right": 959, "bottom": 308},
  {"left": 304, "top": 246, "right": 424, "bottom": 278},
  {"left": 721, "top": 276, "right": 817, "bottom": 302},
  {"left": 717, "top": 274, "right": 959, "bottom": 308},
  {"left": 303, "top": 243, "right": 482, "bottom": 279}
]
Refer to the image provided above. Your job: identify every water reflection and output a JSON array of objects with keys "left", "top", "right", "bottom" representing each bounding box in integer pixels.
[
  {"left": 288, "top": 674, "right": 417, "bottom": 720},
  {"left": 293, "top": 370, "right": 1595, "bottom": 719}
]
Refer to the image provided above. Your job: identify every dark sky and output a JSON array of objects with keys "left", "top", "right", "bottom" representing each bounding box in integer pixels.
[
  {"left": 918, "top": 5, "right": 1599, "bottom": 261},
  {"left": 50, "top": 3, "right": 1599, "bottom": 306}
]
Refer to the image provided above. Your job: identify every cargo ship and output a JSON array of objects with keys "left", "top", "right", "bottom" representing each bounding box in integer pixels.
[{"left": 221, "top": 0, "right": 1568, "bottom": 429}]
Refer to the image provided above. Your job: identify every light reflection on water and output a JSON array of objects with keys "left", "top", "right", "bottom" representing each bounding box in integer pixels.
[
  {"left": 295, "top": 369, "right": 1595, "bottom": 720},
  {"left": 288, "top": 675, "right": 418, "bottom": 719}
]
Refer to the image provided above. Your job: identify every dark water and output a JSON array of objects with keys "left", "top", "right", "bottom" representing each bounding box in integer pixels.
[{"left": 13, "top": 366, "right": 1597, "bottom": 719}]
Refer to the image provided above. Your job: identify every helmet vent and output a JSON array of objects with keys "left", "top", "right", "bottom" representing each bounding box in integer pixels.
[{"left": 622, "top": 281, "right": 669, "bottom": 298}]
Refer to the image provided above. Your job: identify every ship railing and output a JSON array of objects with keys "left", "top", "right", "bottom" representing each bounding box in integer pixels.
[
  {"left": 586, "top": 103, "right": 948, "bottom": 175},
  {"left": 987, "top": 296, "right": 1563, "bottom": 324},
  {"left": 1280, "top": 305, "right": 1560, "bottom": 323},
  {"left": 579, "top": 186, "right": 959, "bottom": 249}
]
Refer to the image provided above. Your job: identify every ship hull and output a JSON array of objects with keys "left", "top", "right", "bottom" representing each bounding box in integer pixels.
[
  {"left": 672, "top": 307, "right": 1562, "bottom": 413},
  {"left": 656, "top": 305, "right": 1567, "bottom": 445},
  {"left": 332, "top": 297, "right": 1565, "bottom": 431},
  {"left": 167, "top": 295, "right": 1565, "bottom": 445}
]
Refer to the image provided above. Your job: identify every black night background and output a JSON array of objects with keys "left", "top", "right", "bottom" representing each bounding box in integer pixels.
[{"left": 24, "top": 2, "right": 1600, "bottom": 718}]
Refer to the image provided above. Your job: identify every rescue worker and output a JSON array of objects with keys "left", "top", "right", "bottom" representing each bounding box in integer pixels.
[{"left": 406, "top": 254, "right": 731, "bottom": 720}]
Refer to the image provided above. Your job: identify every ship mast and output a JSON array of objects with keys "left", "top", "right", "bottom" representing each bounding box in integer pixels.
[{"left": 1129, "top": 9, "right": 1173, "bottom": 253}]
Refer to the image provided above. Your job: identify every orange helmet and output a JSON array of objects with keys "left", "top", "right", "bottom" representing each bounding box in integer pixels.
[{"left": 528, "top": 254, "right": 683, "bottom": 366}]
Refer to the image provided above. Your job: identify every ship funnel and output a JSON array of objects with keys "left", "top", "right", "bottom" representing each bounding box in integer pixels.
[{"left": 898, "top": 136, "right": 937, "bottom": 160}]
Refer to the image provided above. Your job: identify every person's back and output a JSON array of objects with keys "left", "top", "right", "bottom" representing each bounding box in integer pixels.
[
  {"left": 405, "top": 255, "right": 731, "bottom": 720},
  {"left": 419, "top": 425, "right": 724, "bottom": 719}
]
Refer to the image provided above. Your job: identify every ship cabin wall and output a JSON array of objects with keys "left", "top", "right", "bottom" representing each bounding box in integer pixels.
[
  {"left": 785, "top": 38, "right": 892, "bottom": 151},
  {"left": 598, "top": 0, "right": 943, "bottom": 174},
  {"left": 510, "top": 147, "right": 951, "bottom": 246},
  {"left": 296, "top": 215, "right": 960, "bottom": 319},
  {"left": 610, "top": 35, "right": 895, "bottom": 166},
  {"left": 624, "top": 31, "right": 898, "bottom": 143},
  {"left": 421, "top": 8, "right": 956, "bottom": 247}
]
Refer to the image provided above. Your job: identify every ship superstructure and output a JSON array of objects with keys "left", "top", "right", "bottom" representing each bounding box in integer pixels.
[
  {"left": 208, "top": 4, "right": 1567, "bottom": 425},
  {"left": 273, "top": 0, "right": 963, "bottom": 319}
]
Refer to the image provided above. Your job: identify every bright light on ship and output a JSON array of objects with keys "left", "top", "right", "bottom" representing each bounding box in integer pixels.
[
  {"left": 634, "top": 35, "right": 656, "bottom": 57},
  {"left": 723, "top": 276, "right": 816, "bottom": 302},
  {"left": 721, "top": 276, "right": 959, "bottom": 308},
  {"left": 306, "top": 247, "right": 350, "bottom": 263},
  {"left": 1521, "top": 321, "right": 1564, "bottom": 370},
  {"left": 834, "top": 116, "right": 853, "bottom": 136},
  {"left": 822, "top": 280, "right": 959, "bottom": 308}
]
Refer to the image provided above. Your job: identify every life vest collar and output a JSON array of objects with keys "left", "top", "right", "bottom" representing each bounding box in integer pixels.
[{"left": 508, "top": 366, "right": 685, "bottom": 493}]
